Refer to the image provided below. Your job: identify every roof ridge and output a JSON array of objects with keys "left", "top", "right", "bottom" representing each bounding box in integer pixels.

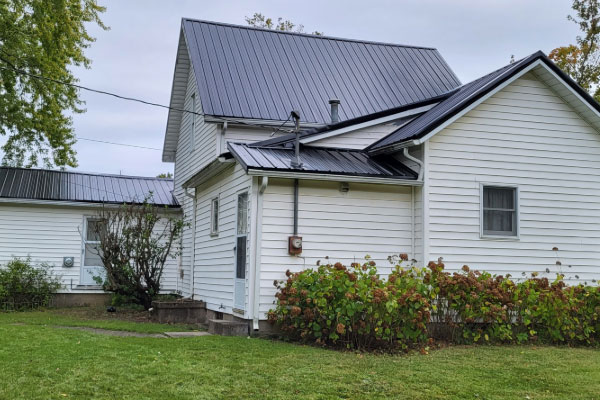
[
  {"left": 0, "top": 166, "right": 173, "bottom": 182},
  {"left": 182, "top": 17, "right": 438, "bottom": 50}
]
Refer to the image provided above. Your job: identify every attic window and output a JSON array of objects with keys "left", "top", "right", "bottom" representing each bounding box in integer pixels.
[
  {"left": 190, "top": 94, "right": 196, "bottom": 151},
  {"left": 210, "top": 197, "right": 219, "bottom": 236},
  {"left": 481, "top": 186, "right": 518, "bottom": 237}
]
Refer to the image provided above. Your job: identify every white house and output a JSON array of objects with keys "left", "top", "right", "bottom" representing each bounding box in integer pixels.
[
  {"left": 0, "top": 167, "right": 182, "bottom": 305},
  {"left": 163, "top": 19, "right": 600, "bottom": 330}
]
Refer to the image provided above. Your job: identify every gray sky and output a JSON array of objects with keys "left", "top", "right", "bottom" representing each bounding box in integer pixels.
[{"left": 66, "top": 0, "right": 579, "bottom": 177}]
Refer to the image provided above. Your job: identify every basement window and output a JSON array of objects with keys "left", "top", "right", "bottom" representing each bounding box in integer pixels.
[
  {"left": 481, "top": 186, "right": 518, "bottom": 238},
  {"left": 210, "top": 197, "right": 219, "bottom": 236}
]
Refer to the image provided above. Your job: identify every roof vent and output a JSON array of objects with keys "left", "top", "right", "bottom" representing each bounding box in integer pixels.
[{"left": 329, "top": 99, "right": 340, "bottom": 124}]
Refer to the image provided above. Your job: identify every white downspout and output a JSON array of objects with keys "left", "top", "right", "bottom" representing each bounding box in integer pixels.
[
  {"left": 403, "top": 146, "right": 424, "bottom": 264},
  {"left": 411, "top": 186, "right": 415, "bottom": 261},
  {"left": 403, "top": 147, "right": 424, "bottom": 181},
  {"left": 252, "top": 176, "right": 268, "bottom": 330},
  {"left": 184, "top": 188, "right": 197, "bottom": 299}
]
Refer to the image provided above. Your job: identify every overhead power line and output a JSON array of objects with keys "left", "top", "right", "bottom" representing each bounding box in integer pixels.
[
  {"left": 0, "top": 59, "right": 206, "bottom": 118},
  {"left": 76, "top": 136, "right": 161, "bottom": 151},
  {"left": 0, "top": 60, "right": 297, "bottom": 133}
]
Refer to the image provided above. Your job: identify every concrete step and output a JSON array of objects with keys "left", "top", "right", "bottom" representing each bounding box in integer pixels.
[{"left": 207, "top": 319, "right": 249, "bottom": 336}]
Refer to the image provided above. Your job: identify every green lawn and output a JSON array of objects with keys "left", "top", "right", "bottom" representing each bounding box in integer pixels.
[
  {"left": 0, "top": 307, "right": 196, "bottom": 333},
  {"left": 1, "top": 311, "right": 600, "bottom": 399}
]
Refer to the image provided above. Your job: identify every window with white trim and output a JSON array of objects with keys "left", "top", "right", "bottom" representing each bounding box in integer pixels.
[
  {"left": 482, "top": 186, "right": 518, "bottom": 237},
  {"left": 210, "top": 197, "right": 219, "bottom": 236}
]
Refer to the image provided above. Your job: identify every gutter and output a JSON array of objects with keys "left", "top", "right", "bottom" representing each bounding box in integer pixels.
[
  {"left": 252, "top": 176, "right": 268, "bottom": 330},
  {"left": 246, "top": 170, "right": 422, "bottom": 186},
  {"left": 184, "top": 188, "right": 197, "bottom": 299}
]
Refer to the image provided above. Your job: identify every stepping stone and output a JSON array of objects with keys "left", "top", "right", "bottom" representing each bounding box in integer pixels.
[{"left": 163, "top": 331, "right": 211, "bottom": 338}]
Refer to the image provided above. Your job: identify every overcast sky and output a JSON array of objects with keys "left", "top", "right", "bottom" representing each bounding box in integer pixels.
[{"left": 64, "top": 0, "right": 579, "bottom": 177}]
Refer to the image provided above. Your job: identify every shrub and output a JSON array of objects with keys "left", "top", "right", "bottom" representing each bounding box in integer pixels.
[
  {"left": 93, "top": 199, "right": 184, "bottom": 309},
  {"left": 0, "top": 258, "right": 61, "bottom": 311},
  {"left": 270, "top": 257, "right": 600, "bottom": 350},
  {"left": 268, "top": 256, "right": 431, "bottom": 350}
]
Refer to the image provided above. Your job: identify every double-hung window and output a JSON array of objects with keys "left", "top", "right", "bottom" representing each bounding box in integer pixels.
[{"left": 482, "top": 186, "right": 518, "bottom": 237}]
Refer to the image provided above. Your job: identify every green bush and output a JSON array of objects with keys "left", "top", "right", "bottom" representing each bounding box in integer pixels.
[
  {"left": 268, "top": 255, "right": 432, "bottom": 350},
  {"left": 0, "top": 258, "right": 61, "bottom": 311},
  {"left": 269, "top": 257, "right": 600, "bottom": 350}
]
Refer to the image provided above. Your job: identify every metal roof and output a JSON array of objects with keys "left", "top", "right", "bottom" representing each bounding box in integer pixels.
[
  {"left": 228, "top": 142, "right": 417, "bottom": 180},
  {"left": 0, "top": 167, "right": 179, "bottom": 207},
  {"left": 367, "top": 51, "right": 600, "bottom": 152},
  {"left": 183, "top": 18, "right": 461, "bottom": 124}
]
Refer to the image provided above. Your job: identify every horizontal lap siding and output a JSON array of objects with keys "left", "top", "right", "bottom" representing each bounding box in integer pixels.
[
  {"left": 310, "top": 123, "right": 398, "bottom": 149},
  {"left": 259, "top": 179, "right": 413, "bottom": 317},
  {"left": 0, "top": 204, "right": 180, "bottom": 293},
  {"left": 194, "top": 164, "right": 251, "bottom": 314},
  {"left": 427, "top": 74, "right": 600, "bottom": 284},
  {"left": 173, "top": 66, "right": 218, "bottom": 297}
]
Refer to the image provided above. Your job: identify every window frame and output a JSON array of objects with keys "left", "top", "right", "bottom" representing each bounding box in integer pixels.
[
  {"left": 189, "top": 93, "right": 196, "bottom": 152},
  {"left": 82, "top": 216, "right": 104, "bottom": 268},
  {"left": 479, "top": 183, "right": 520, "bottom": 240},
  {"left": 210, "top": 197, "right": 219, "bottom": 236}
]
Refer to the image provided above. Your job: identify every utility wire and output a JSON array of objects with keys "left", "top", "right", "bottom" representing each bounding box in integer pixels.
[
  {"left": 0, "top": 60, "right": 297, "bottom": 133},
  {"left": 0, "top": 60, "right": 206, "bottom": 118},
  {"left": 76, "top": 136, "right": 161, "bottom": 151}
]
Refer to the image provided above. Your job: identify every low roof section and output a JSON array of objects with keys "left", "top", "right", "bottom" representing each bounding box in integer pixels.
[
  {"left": 0, "top": 167, "right": 179, "bottom": 207},
  {"left": 227, "top": 142, "right": 417, "bottom": 182}
]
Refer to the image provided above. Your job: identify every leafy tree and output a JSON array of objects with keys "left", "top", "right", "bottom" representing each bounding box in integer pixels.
[
  {"left": 0, "top": 0, "right": 106, "bottom": 168},
  {"left": 156, "top": 172, "right": 173, "bottom": 179},
  {"left": 245, "top": 13, "right": 323, "bottom": 35},
  {"left": 549, "top": 0, "right": 600, "bottom": 101},
  {"left": 93, "top": 199, "right": 184, "bottom": 309}
]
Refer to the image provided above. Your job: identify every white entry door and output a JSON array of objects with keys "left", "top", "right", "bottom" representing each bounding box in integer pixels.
[
  {"left": 81, "top": 217, "right": 106, "bottom": 285},
  {"left": 234, "top": 192, "right": 248, "bottom": 311}
]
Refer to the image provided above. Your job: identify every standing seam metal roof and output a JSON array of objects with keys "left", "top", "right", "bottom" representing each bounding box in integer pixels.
[
  {"left": 183, "top": 18, "right": 461, "bottom": 124},
  {"left": 0, "top": 167, "right": 179, "bottom": 206},
  {"left": 228, "top": 142, "right": 417, "bottom": 179}
]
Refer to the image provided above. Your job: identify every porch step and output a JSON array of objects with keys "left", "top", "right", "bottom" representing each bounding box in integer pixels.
[{"left": 207, "top": 319, "right": 249, "bottom": 337}]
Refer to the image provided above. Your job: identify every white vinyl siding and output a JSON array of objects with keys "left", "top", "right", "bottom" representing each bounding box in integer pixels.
[
  {"left": 309, "top": 123, "right": 399, "bottom": 149},
  {"left": 173, "top": 65, "right": 219, "bottom": 297},
  {"left": 192, "top": 164, "right": 252, "bottom": 315},
  {"left": 0, "top": 203, "right": 180, "bottom": 293},
  {"left": 426, "top": 73, "right": 600, "bottom": 284},
  {"left": 258, "top": 179, "right": 414, "bottom": 318}
]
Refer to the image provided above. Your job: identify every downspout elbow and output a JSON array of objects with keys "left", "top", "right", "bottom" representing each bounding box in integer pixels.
[{"left": 403, "top": 147, "right": 424, "bottom": 181}]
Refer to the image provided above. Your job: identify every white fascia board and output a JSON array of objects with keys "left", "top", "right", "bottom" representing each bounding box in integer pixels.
[
  {"left": 247, "top": 169, "right": 422, "bottom": 186},
  {"left": 203, "top": 116, "right": 323, "bottom": 129},
  {"left": 535, "top": 62, "right": 600, "bottom": 120},
  {"left": 412, "top": 60, "right": 543, "bottom": 146},
  {"left": 301, "top": 104, "right": 436, "bottom": 144}
]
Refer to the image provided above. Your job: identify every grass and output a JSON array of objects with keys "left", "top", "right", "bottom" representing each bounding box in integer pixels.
[
  {"left": 1, "top": 313, "right": 600, "bottom": 399},
  {"left": 0, "top": 307, "right": 196, "bottom": 333}
]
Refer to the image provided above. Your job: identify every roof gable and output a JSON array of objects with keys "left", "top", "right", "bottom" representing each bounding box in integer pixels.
[
  {"left": 368, "top": 51, "right": 600, "bottom": 153},
  {"left": 182, "top": 18, "right": 461, "bottom": 124}
]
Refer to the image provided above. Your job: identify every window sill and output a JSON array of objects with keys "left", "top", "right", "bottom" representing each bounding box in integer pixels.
[
  {"left": 74, "top": 285, "right": 104, "bottom": 290},
  {"left": 210, "top": 232, "right": 219, "bottom": 238},
  {"left": 480, "top": 235, "right": 520, "bottom": 241}
]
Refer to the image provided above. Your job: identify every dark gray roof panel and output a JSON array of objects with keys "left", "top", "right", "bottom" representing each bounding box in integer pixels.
[
  {"left": 183, "top": 19, "right": 461, "bottom": 124},
  {"left": 228, "top": 142, "right": 417, "bottom": 180},
  {"left": 368, "top": 51, "right": 562, "bottom": 152},
  {"left": 0, "top": 167, "right": 179, "bottom": 207}
]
